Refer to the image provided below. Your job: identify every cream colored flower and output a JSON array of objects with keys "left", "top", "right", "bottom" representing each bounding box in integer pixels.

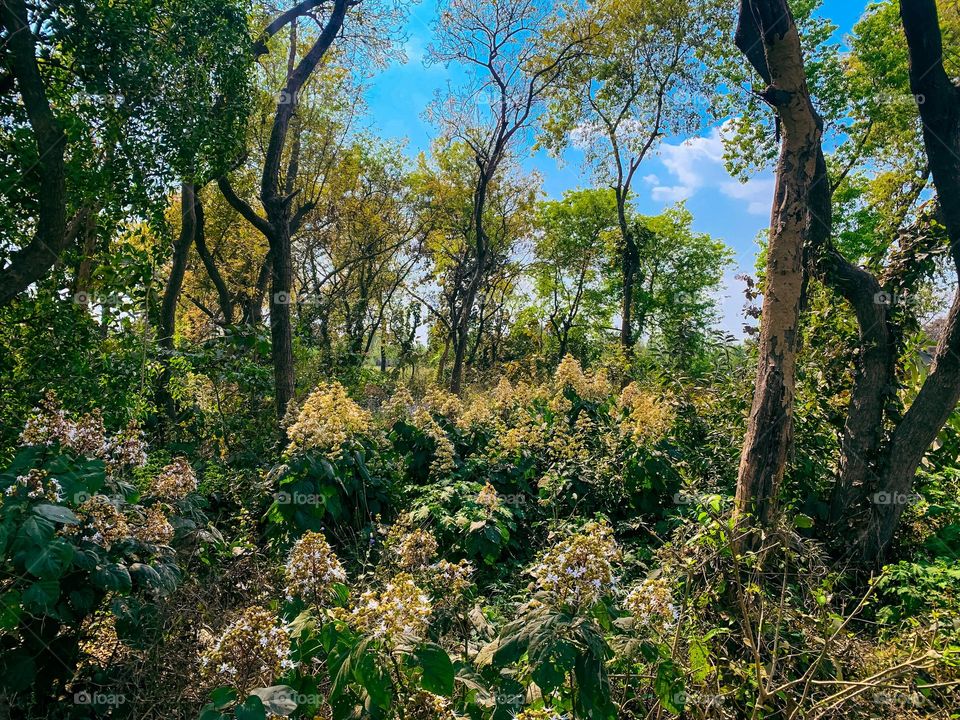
[
  {"left": 340, "top": 573, "right": 432, "bottom": 641},
  {"left": 615, "top": 384, "right": 672, "bottom": 444},
  {"left": 133, "top": 505, "right": 174, "bottom": 545},
  {"left": 553, "top": 354, "right": 588, "bottom": 396},
  {"left": 287, "top": 382, "right": 371, "bottom": 458},
  {"left": 625, "top": 577, "right": 678, "bottom": 635},
  {"left": 284, "top": 531, "right": 347, "bottom": 602},
  {"left": 385, "top": 519, "right": 439, "bottom": 571},
  {"left": 200, "top": 607, "right": 292, "bottom": 694},
  {"left": 477, "top": 482, "right": 502, "bottom": 513},
  {"left": 530, "top": 521, "right": 621, "bottom": 610},
  {"left": 400, "top": 690, "right": 457, "bottom": 719},
  {"left": 71, "top": 495, "right": 130, "bottom": 547},
  {"left": 149, "top": 457, "right": 197, "bottom": 500}
]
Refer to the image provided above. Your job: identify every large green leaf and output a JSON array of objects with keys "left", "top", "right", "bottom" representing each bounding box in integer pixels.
[{"left": 414, "top": 643, "right": 454, "bottom": 696}]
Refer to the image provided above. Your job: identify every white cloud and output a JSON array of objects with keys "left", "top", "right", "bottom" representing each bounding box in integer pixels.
[
  {"left": 646, "top": 123, "right": 774, "bottom": 216},
  {"left": 720, "top": 178, "right": 776, "bottom": 216}
]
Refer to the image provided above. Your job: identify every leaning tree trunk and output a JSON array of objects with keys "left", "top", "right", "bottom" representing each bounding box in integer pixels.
[
  {"left": 733, "top": 0, "right": 825, "bottom": 531},
  {"left": 857, "top": 0, "right": 960, "bottom": 561}
]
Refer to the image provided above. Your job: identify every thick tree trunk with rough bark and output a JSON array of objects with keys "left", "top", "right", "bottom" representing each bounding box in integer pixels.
[
  {"left": 733, "top": 0, "right": 824, "bottom": 530},
  {"left": 856, "top": 0, "right": 960, "bottom": 561}
]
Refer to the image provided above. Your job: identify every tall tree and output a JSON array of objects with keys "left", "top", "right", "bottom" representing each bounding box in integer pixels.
[
  {"left": 540, "top": 0, "right": 727, "bottom": 349},
  {"left": 732, "top": 0, "right": 828, "bottom": 531},
  {"left": 857, "top": 0, "right": 960, "bottom": 559},
  {"left": 532, "top": 189, "right": 617, "bottom": 362},
  {"left": 0, "top": 0, "right": 250, "bottom": 306},
  {"left": 218, "top": 0, "right": 403, "bottom": 422},
  {"left": 428, "top": 0, "right": 589, "bottom": 393}
]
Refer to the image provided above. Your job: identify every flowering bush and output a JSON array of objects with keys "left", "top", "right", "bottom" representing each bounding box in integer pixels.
[
  {"left": 149, "top": 456, "right": 198, "bottom": 500},
  {"left": 625, "top": 577, "right": 678, "bottom": 636},
  {"left": 199, "top": 606, "right": 292, "bottom": 694},
  {"left": 283, "top": 530, "right": 347, "bottom": 603},
  {"left": 530, "top": 521, "right": 621, "bottom": 610},
  {"left": 0, "top": 398, "right": 205, "bottom": 712},
  {"left": 286, "top": 381, "right": 372, "bottom": 458},
  {"left": 340, "top": 572, "right": 432, "bottom": 642}
]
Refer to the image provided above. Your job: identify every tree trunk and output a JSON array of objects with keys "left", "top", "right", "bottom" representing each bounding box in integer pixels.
[
  {"left": 823, "top": 251, "right": 895, "bottom": 527},
  {"left": 616, "top": 189, "right": 637, "bottom": 349},
  {"left": 267, "top": 223, "right": 296, "bottom": 420},
  {"left": 733, "top": 0, "right": 824, "bottom": 531},
  {"left": 0, "top": 0, "right": 67, "bottom": 306},
  {"left": 156, "top": 183, "right": 197, "bottom": 422},
  {"left": 193, "top": 194, "right": 235, "bottom": 325},
  {"left": 857, "top": 0, "right": 960, "bottom": 561}
]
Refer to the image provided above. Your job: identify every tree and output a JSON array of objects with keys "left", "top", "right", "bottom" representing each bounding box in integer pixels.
[
  {"left": 540, "top": 0, "right": 728, "bottom": 350},
  {"left": 731, "top": 0, "right": 828, "bottom": 532},
  {"left": 295, "top": 139, "right": 426, "bottom": 370},
  {"left": 427, "top": 0, "right": 589, "bottom": 393},
  {"left": 0, "top": 0, "right": 251, "bottom": 306},
  {"left": 855, "top": 0, "right": 960, "bottom": 559},
  {"left": 633, "top": 205, "right": 732, "bottom": 370},
  {"left": 218, "top": 0, "right": 405, "bottom": 422},
  {"left": 532, "top": 189, "right": 617, "bottom": 362},
  {"left": 412, "top": 141, "right": 538, "bottom": 388}
]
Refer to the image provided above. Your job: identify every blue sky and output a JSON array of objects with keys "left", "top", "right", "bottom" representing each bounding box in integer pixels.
[{"left": 363, "top": 0, "right": 872, "bottom": 336}]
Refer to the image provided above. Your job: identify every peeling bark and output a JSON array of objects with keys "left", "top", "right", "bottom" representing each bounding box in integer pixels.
[{"left": 733, "top": 0, "right": 825, "bottom": 531}]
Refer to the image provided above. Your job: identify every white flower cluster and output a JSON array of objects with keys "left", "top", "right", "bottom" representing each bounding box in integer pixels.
[
  {"left": 4, "top": 469, "right": 63, "bottom": 502},
  {"left": 286, "top": 382, "right": 371, "bottom": 458},
  {"left": 530, "top": 521, "right": 621, "bottom": 611},
  {"left": 340, "top": 573, "right": 432, "bottom": 642},
  {"left": 148, "top": 457, "right": 197, "bottom": 501},
  {"left": 625, "top": 578, "right": 678, "bottom": 635},
  {"left": 284, "top": 531, "right": 347, "bottom": 602},
  {"left": 200, "top": 607, "right": 293, "bottom": 694},
  {"left": 20, "top": 392, "right": 147, "bottom": 472}
]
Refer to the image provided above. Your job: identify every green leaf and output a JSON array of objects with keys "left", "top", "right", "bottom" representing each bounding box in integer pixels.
[
  {"left": 415, "top": 643, "right": 454, "bottom": 696},
  {"left": 655, "top": 660, "right": 685, "bottom": 715},
  {"left": 33, "top": 504, "right": 79, "bottom": 525},
  {"left": 0, "top": 649, "right": 35, "bottom": 691},
  {"left": 25, "top": 539, "right": 75, "bottom": 579},
  {"left": 0, "top": 591, "right": 22, "bottom": 629},
  {"left": 234, "top": 695, "right": 266, "bottom": 720},
  {"left": 92, "top": 563, "right": 132, "bottom": 592},
  {"left": 209, "top": 686, "right": 238, "bottom": 710}
]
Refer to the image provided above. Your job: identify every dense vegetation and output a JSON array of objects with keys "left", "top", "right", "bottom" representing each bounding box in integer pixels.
[{"left": 1, "top": 0, "right": 959, "bottom": 717}]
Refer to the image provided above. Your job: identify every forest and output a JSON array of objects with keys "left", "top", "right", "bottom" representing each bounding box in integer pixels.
[{"left": 1, "top": 0, "right": 959, "bottom": 717}]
